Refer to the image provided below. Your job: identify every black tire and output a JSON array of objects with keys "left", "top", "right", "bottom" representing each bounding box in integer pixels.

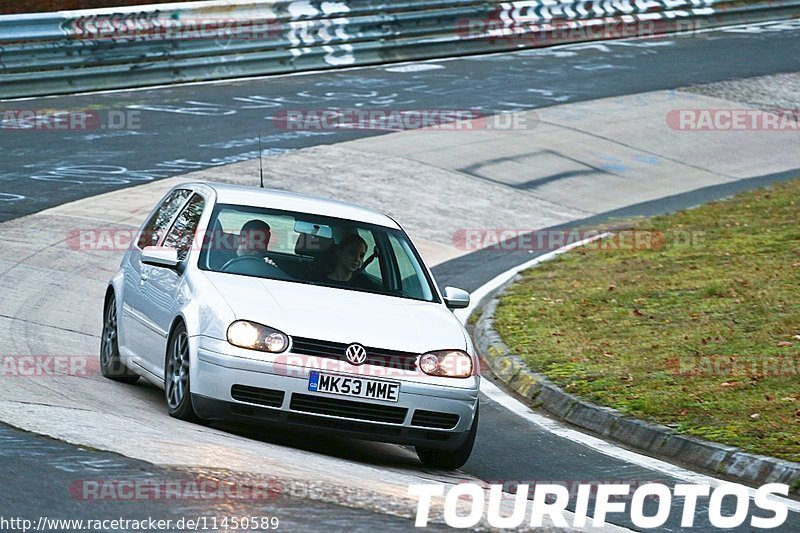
[
  {"left": 165, "top": 322, "right": 200, "bottom": 422},
  {"left": 416, "top": 404, "right": 479, "bottom": 470},
  {"left": 100, "top": 294, "right": 139, "bottom": 384}
]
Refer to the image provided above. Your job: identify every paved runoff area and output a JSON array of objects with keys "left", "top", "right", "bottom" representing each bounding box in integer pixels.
[{"left": 1, "top": 83, "right": 799, "bottom": 528}]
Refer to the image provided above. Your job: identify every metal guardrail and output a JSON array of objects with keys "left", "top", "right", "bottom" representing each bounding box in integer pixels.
[{"left": 0, "top": 0, "right": 798, "bottom": 98}]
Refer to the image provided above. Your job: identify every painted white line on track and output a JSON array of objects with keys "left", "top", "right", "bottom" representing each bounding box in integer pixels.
[
  {"left": 481, "top": 379, "right": 800, "bottom": 513},
  {"left": 0, "top": 193, "right": 26, "bottom": 201},
  {"left": 384, "top": 64, "right": 445, "bottom": 73},
  {"left": 455, "top": 235, "right": 800, "bottom": 513},
  {"left": 2, "top": 19, "right": 797, "bottom": 103}
]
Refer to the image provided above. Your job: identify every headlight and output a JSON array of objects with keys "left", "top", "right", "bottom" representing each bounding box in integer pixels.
[
  {"left": 227, "top": 320, "right": 289, "bottom": 353},
  {"left": 419, "top": 350, "right": 473, "bottom": 378}
]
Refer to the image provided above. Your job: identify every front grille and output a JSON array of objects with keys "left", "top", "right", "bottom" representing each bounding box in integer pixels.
[
  {"left": 231, "top": 385, "right": 285, "bottom": 408},
  {"left": 411, "top": 410, "right": 460, "bottom": 430},
  {"left": 290, "top": 393, "right": 407, "bottom": 424},
  {"left": 291, "top": 337, "right": 418, "bottom": 371}
]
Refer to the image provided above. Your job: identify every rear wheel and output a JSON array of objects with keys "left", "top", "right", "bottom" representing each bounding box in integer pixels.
[
  {"left": 100, "top": 294, "right": 139, "bottom": 383},
  {"left": 416, "top": 404, "right": 479, "bottom": 470},
  {"left": 165, "top": 322, "right": 200, "bottom": 422}
]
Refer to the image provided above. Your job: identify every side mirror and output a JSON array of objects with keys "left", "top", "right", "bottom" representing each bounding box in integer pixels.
[
  {"left": 443, "top": 286, "right": 470, "bottom": 310},
  {"left": 141, "top": 246, "right": 179, "bottom": 269}
]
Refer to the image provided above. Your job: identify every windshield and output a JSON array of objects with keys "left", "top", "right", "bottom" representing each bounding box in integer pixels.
[{"left": 198, "top": 204, "right": 439, "bottom": 303}]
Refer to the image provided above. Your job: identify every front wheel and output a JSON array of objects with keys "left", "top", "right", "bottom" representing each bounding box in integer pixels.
[
  {"left": 100, "top": 294, "right": 139, "bottom": 384},
  {"left": 416, "top": 404, "right": 479, "bottom": 470},
  {"left": 165, "top": 322, "right": 200, "bottom": 422}
]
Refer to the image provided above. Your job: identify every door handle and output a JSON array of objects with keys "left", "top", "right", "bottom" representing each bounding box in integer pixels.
[{"left": 140, "top": 272, "right": 149, "bottom": 284}]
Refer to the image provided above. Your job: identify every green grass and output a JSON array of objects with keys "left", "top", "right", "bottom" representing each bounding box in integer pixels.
[
  {"left": 467, "top": 307, "right": 484, "bottom": 326},
  {"left": 493, "top": 179, "right": 800, "bottom": 462}
]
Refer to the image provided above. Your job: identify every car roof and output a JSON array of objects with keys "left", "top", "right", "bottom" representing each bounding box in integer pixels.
[{"left": 186, "top": 182, "right": 400, "bottom": 229}]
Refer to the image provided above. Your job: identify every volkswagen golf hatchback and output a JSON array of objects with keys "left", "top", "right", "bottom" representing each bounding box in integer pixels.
[{"left": 102, "top": 182, "right": 480, "bottom": 469}]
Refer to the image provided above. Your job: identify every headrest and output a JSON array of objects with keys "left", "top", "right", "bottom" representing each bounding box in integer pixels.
[{"left": 294, "top": 233, "right": 334, "bottom": 258}]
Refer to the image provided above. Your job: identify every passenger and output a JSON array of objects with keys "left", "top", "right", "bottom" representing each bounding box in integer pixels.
[
  {"left": 325, "top": 234, "right": 366, "bottom": 282},
  {"left": 323, "top": 234, "right": 378, "bottom": 290}
]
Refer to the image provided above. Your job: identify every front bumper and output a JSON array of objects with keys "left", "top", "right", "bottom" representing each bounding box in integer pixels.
[{"left": 191, "top": 337, "right": 480, "bottom": 450}]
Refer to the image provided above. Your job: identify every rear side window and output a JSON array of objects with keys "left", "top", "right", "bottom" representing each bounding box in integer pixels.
[
  {"left": 163, "top": 194, "right": 205, "bottom": 261},
  {"left": 136, "top": 189, "right": 191, "bottom": 249}
]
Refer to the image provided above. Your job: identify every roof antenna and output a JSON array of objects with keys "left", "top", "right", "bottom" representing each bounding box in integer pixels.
[{"left": 258, "top": 133, "right": 265, "bottom": 189}]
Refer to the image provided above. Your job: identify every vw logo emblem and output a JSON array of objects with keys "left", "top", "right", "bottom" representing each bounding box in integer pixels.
[{"left": 345, "top": 343, "right": 367, "bottom": 366}]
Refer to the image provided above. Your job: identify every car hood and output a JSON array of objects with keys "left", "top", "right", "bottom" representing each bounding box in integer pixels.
[{"left": 204, "top": 273, "right": 467, "bottom": 353}]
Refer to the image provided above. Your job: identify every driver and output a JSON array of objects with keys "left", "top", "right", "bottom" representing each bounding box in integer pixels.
[
  {"left": 219, "top": 219, "right": 287, "bottom": 278},
  {"left": 237, "top": 219, "right": 277, "bottom": 268}
]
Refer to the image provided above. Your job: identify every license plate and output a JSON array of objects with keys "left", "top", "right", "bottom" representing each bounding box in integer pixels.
[{"left": 308, "top": 371, "right": 400, "bottom": 403}]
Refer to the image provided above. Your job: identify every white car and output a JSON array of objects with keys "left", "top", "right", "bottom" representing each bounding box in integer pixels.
[{"left": 102, "top": 182, "right": 480, "bottom": 468}]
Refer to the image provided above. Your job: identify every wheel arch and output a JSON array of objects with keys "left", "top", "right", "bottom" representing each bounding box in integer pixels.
[
  {"left": 165, "top": 315, "right": 188, "bottom": 360},
  {"left": 104, "top": 285, "right": 115, "bottom": 308}
]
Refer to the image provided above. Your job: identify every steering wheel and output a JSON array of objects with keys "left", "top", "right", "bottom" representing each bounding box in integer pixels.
[
  {"left": 221, "top": 255, "right": 263, "bottom": 271},
  {"left": 220, "top": 256, "right": 290, "bottom": 281}
]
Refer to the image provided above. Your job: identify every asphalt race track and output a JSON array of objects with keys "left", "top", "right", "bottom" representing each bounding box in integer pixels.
[
  {"left": 1, "top": 20, "right": 800, "bottom": 221},
  {"left": 0, "top": 424, "right": 439, "bottom": 532},
  {"left": 1, "top": 20, "right": 800, "bottom": 532}
]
